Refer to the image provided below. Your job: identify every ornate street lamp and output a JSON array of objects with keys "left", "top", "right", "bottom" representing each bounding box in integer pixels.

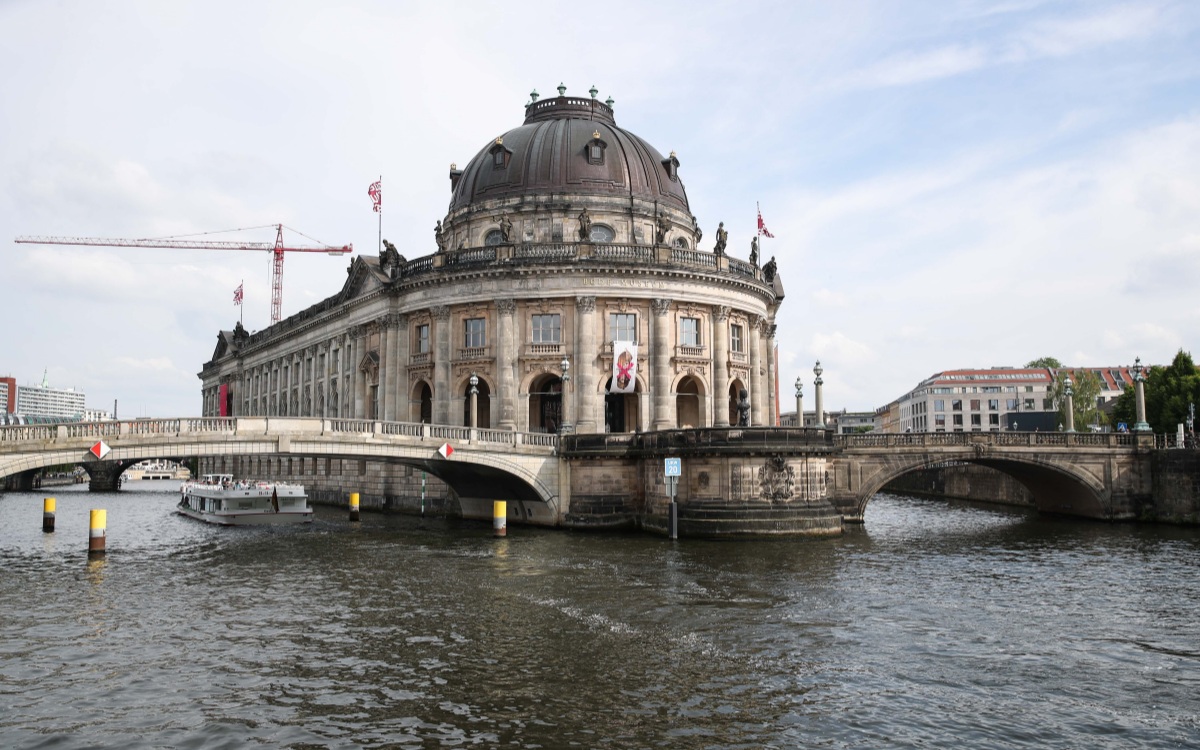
[
  {"left": 813, "top": 360, "right": 825, "bottom": 429},
  {"left": 1063, "top": 374, "right": 1075, "bottom": 433},
  {"left": 469, "top": 372, "right": 479, "bottom": 429},
  {"left": 1133, "top": 356, "right": 1150, "bottom": 432},
  {"left": 794, "top": 376, "right": 804, "bottom": 428},
  {"left": 560, "top": 357, "right": 571, "bottom": 434}
]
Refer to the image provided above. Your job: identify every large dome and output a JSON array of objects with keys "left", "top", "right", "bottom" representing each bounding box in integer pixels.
[{"left": 448, "top": 93, "right": 690, "bottom": 214}]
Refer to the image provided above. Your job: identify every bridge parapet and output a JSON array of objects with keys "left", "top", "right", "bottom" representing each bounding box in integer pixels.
[{"left": 835, "top": 431, "right": 1145, "bottom": 450}]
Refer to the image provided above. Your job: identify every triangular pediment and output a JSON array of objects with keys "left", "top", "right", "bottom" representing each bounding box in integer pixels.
[{"left": 338, "top": 255, "right": 388, "bottom": 303}]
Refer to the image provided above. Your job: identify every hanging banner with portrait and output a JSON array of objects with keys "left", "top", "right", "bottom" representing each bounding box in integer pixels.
[{"left": 610, "top": 341, "right": 638, "bottom": 393}]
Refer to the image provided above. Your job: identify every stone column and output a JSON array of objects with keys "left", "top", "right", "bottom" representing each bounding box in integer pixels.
[
  {"left": 1064, "top": 376, "right": 1076, "bottom": 433},
  {"left": 432, "top": 305, "right": 452, "bottom": 425},
  {"left": 322, "top": 342, "right": 332, "bottom": 417},
  {"left": 496, "top": 300, "right": 517, "bottom": 431},
  {"left": 575, "top": 296, "right": 598, "bottom": 433},
  {"left": 749, "top": 316, "right": 764, "bottom": 425},
  {"left": 765, "top": 323, "right": 777, "bottom": 426},
  {"left": 352, "top": 329, "right": 364, "bottom": 418},
  {"left": 795, "top": 379, "right": 804, "bottom": 427},
  {"left": 651, "top": 298, "right": 673, "bottom": 430},
  {"left": 713, "top": 305, "right": 730, "bottom": 427},
  {"left": 383, "top": 315, "right": 399, "bottom": 421},
  {"left": 395, "top": 315, "right": 409, "bottom": 422}
]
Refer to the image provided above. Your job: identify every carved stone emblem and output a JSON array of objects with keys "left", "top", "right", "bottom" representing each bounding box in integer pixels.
[{"left": 758, "top": 455, "right": 795, "bottom": 502}]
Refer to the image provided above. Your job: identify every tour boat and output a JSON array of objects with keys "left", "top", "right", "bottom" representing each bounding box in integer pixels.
[{"left": 177, "top": 474, "right": 313, "bottom": 525}]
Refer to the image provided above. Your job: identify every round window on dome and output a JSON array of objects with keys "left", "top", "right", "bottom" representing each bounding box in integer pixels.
[
  {"left": 589, "top": 224, "right": 615, "bottom": 243},
  {"left": 484, "top": 230, "right": 505, "bottom": 246},
  {"left": 673, "top": 237, "right": 689, "bottom": 249}
]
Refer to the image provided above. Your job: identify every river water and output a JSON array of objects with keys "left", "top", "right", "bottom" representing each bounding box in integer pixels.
[{"left": 2, "top": 481, "right": 1197, "bottom": 749}]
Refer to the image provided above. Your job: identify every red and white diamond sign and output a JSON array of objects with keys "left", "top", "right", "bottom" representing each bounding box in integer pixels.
[
  {"left": 438, "top": 443, "right": 454, "bottom": 459},
  {"left": 89, "top": 440, "right": 111, "bottom": 459}
]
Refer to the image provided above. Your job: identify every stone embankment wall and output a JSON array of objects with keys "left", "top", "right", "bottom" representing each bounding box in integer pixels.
[
  {"left": 1149, "top": 450, "right": 1200, "bottom": 524},
  {"left": 883, "top": 464, "right": 1034, "bottom": 507},
  {"left": 200, "top": 456, "right": 456, "bottom": 515}
]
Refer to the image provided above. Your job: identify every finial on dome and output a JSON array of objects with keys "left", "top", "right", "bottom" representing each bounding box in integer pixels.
[
  {"left": 589, "top": 84, "right": 598, "bottom": 99},
  {"left": 495, "top": 137, "right": 503, "bottom": 145},
  {"left": 530, "top": 88, "right": 539, "bottom": 103},
  {"left": 557, "top": 82, "right": 567, "bottom": 97},
  {"left": 450, "top": 162, "right": 457, "bottom": 170},
  {"left": 593, "top": 130, "right": 601, "bottom": 140},
  {"left": 605, "top": 95, "right": 614, "bottom": 108},
  {"left": 670, "top": 151, "right": 676, "bottom": 159}
]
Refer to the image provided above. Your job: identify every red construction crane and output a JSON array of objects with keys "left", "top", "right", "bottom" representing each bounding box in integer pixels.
[{"left": 14, "top": 224, "right": 352, "bottom": 325}]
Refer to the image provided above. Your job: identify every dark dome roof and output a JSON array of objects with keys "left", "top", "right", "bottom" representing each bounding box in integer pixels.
[{"left": 449, "top": 96, "right": 690, "bottom": 214}]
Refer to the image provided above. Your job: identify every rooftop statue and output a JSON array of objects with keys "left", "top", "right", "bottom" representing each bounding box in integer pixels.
[
  {"left": 713, "top": 222, "right": 727, "bottom": 256},
  {"left": 750, "top": 236, "right": 759, "bottom": 267},
  {"left": 578, "top": 207, "right": 592, "bottom": 242},
  {"left": 763, "top": 255, "right": 777, "bottom": 283}
]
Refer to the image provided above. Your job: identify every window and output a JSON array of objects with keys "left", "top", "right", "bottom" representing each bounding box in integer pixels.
[
  {"left": 673, "top": 237, "right": 689, "bottom": 249},
  {"left": 952, "top": 399, "right": 962, "bottom": 411},
  {"left": 971, "top": 414, "right": 982, "bottom": 426},
  {"left": 970, "top": 399, "right": 981, "bottom": 411},
  {"left": 532, "top": 314, "right": 561, "bottom": 344},
  {"left": 589, "top": 224, "right": 615, "bottom": 243},
  {"left": 731, "top": 324, "right": 744, "bottom": 353},
  {"left": 989, "top": 414, "right": 1000, "bottom": 426},
  {"left": 1006, "top": 399, "right": 1018, "bottom": 410},
  {"left": 485, "top": 229, "right": 505, "bottom": 246},
  {"left": 1024, "top": 398, "right": 1036, "bottom": 411},
  {"left": 934, "top": 414, "right": 946, "bottom": 429},
  {"left": 953, "top": 414, "right": 963, "bottom": 426},
  {"left": 988, "top": 399, "right": 999, "bottom": 410},
  {"left": 934, "top": 399, "right": 945, "bottom": 411},
  {"left": 464, "top": 318, "right": 486, "bottom": 348},
  {"left": 415, "top": 324, "right": 430, "bottom": 354},
  {"left": 610, "top": 313, "right": 636, "bottom": 342},
  {"left": 680, "top": 317, "right": 700, "bottom": 347}
]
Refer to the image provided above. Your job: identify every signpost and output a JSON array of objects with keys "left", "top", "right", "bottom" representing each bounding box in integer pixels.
[{"left": 664, "top": 457, "right": 681, "bottom": 540}]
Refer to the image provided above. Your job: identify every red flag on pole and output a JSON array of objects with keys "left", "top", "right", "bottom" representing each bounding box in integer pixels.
[
  {"left": 757, "top": 203, "right": 775, "bottom": 238},
  {"left": 233, "top": 283, "right": 243, "bottom": 305},
  {"left": 368, "top": 180, "right": 382, "bottom": 213}
]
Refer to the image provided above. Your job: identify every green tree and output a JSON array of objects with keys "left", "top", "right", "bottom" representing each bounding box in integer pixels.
[
  {"left": 1047, "top": 369, "right": 1106, "bottom": 431},
  {"left": 1026, "top": 356, "right": 1062, "bottom": 368},
  {"left": 1110, "top": 349, "right": 1200, "bottom": 432}
]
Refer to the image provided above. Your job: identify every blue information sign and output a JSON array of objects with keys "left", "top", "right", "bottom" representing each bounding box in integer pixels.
[{"left": 664, "top": 457, "right": 682, "bottom": 477}]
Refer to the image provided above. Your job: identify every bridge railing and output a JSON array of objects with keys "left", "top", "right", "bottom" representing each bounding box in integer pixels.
[{"left": 837, "top": 431, "right": 1138, "bottom": 448}]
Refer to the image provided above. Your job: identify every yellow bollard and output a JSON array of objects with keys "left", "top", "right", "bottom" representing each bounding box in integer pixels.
[
  {"left": 349, "top": 492, "right": 360, "bottom": 522},
  {"left": 43, "top": 497, "right": 56, "bottom": 533},
  {"left": 493, "top": 500, "right": 507, "bottom": 537},
  {"left": 88, "top": 509, "right": 107, "bottom": 555}
]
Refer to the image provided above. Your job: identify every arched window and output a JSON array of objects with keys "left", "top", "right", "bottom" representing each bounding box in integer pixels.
[
  {"left": 673, "top": 236, "right": 689, "bottom": 249},
  {"left": 484, "top": 229, "right": 505, "bottom": 246},
  {"left": 589, "top": 224, "right": 615, "bottom": 243}
]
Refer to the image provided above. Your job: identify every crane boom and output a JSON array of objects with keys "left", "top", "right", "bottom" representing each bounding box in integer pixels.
[{"left": 14, "top": 224, "right": 352, "bottom": 324}]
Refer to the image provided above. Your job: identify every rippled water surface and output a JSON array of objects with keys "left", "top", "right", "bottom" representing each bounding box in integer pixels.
[{"left": 2, "top": 482, "right": 1198, "bottom": 749}]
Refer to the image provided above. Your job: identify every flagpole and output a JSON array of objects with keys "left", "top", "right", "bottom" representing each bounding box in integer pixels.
[
  {"left": 377, "top": 174, "right": 382, "bottom": 255},
  {"left": 240, "top": 279, "right": 244, "bottom": 327}
]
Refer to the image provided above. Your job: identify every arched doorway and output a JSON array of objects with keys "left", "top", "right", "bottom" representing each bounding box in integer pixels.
[
  {"left": 676, "top": 376, "right": 703, "bottom": 428},
  {"left": 411, "top": 381, "right": 433, "bottom": 424},
  {"left": 529, "top": 374, "right": 563, "bottom": 433},
  {"left": 462, "top": 377, "right": 492, "bottom": 428},
  {"left": 728, "top": 379, "right": 747, "bottom": 426},
  {"left": 604, "top": 377, "right": 641, "bottom": 433}
]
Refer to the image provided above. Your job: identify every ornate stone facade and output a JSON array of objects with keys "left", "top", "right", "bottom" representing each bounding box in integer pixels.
[{"left": 200, "top": 91, "right": 784, "bottom": 434}]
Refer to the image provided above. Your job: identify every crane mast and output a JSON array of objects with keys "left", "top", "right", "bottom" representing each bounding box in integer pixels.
[{"left": 14, "top": 224, "right": 352, "bottom": 325}]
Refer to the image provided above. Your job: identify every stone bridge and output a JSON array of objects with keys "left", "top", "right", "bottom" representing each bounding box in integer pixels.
[
  {"left": 0, "top": 420, "right": 1164, "bottom": 534},
  {"left": 0, "top": 418, "right": 563, "bottom": 518}
]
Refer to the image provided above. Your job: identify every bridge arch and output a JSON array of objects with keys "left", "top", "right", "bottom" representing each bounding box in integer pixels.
[{"left": 847, "top": 451, "right": 1109, "bottom": 521}]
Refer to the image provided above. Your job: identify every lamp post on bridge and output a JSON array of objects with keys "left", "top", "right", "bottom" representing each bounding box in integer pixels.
[
  {"left": 560, "top": 356, "right": 572, "bottom": 434},
  {"left": 795, "top": 376, "right": 804, "bottom": 428},
  {"left": 469, "top": 372, "right": 479, "bottom": 430},
  {"left": 1133, "top": 357, "right": 1151, "bottom": 432},
  {"left": 813, "top": 360, "right": 825, "bottom": 429},
  {"left": 1064, "top": 375, "right": 1076, "bottom": 433}
]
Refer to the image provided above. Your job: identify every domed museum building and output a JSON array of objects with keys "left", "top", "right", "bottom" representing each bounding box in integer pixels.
[
  {"left": 201, "top": 88, "right": 785, "bottom": 435},
  {"left": 199, "top": 88, "right": 792, "bottom": 519}
]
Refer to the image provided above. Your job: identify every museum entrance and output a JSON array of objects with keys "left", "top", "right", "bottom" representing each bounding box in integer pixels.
[
  {"left": 529, "top": 375, "right": 563, "bottom": 433},
  {"left": 675, "top": 376, "right": 703, "bottom": 428},
  {"left": 604, "top": 377, "right": 640, "bottom": 433}
]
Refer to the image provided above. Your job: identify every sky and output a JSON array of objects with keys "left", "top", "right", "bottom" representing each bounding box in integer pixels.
[{"left": 1, "top": 0, "right": 1198, "bottom": 418}]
